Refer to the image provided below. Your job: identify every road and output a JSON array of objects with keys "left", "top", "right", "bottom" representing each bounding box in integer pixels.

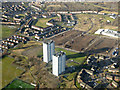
[{"left": 55, "top": 46, "right": 80, "bottom": 53}]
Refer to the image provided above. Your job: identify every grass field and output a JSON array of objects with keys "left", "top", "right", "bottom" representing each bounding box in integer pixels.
[
  {"left": 6, "top": 79, "right": 34, "bottom": 88},
  {"left": 2, "top": 56, "right": 23, "bottom": 88},
  {"left": 55, "top": 48, "right": 86, "bottom": 65},
  {"left": 35, "top": 17, "right": 58, "bottom": 28},
  {"left": 2, "top": 25, "right": 18, "bottom": 39}
]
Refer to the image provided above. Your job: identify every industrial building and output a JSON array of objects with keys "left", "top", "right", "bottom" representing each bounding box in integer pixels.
[
  {"left": 95, "top": 29, "right": 120, "bottom": 38},
  {"left": 43, "top": 40, "right": 55, "bottom": 63},
  {"left": 52, "top": 51, "right": 66, "bottom": 76}
]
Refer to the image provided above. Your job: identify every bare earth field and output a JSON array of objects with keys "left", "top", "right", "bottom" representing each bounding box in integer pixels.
[
  {"left": 51, "top": 30, "right": 117, "bottom": 55},
  {"left": 51, "top": 30, "right": 83, "bottom": 46},
  {"left": 86, "top": 38, "right": 118, "bottom": 55}
]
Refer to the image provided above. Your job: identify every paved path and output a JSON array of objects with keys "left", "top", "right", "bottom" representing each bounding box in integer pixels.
[{"left": 55, "top": 46, "right": 80, "bottom": 53}]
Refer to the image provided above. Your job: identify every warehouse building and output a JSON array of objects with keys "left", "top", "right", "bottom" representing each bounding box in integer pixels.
[{"left": 95, "top": 29, "right": 120, "bottom": 38}]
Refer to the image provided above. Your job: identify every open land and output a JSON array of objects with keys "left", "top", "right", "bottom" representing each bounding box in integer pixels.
[
  {"left": 2, "top": 25, "right": 18, "bottom": 39},
  {"left": 35, "top": 17, "right": 59, "bottom": 28},
  {"left": 74, "top": 14, "right": 117, "bottom": 33},
  {"left": 51, "top": 30, "right": 117, "bottom": 55},
  {"left": 2, "top": 56, "right": 24, "bottom": 88},
  {"left": 6, "top": 79, "right": 34, "bottom": 88}
]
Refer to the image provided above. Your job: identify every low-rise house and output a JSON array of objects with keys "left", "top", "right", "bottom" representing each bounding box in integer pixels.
[
  {"left": 42, "top": 14, "right": 51, "bottom": 18},
  {"left": 22, "top": 37, "right": 25, "bottom": 40},
  {"left": 46, "top": 22, "right": 54, "bottom": 26},
  {"left": 110, "top": 16, "right": 116, "bottom": 19},
  {"left": 106, "top": 75, "right": 113, "bottom": 80},
  {"left": 11, "top": 43, "right": 14, "bottom": 46},
  {"left": 24, "top": 30, "right": 29, "bottom": 35},
  {"left": 111, "top": 64, "right": 116, "bottom": 68},
  {"left": 8, "top": 42, "right": 11, "bottom": 45},
  {"left": 31, "top": 25, "right": 42, "bottom": 31},
  {"left": 15, "top": 40, "right": 19, "bottom": 44},
  {"left": 80, "top": 81, "right": 86, "bottom": 88},
  {"left": 13, "top": 39, "right": 16, "bottom": 43},
  {"left": 4, "top": 41, "right": 8, "bottom": 44},
  {"left": 4, "top": 46, "right": 8, "bottom": 49},
  {"left": 34, "top": 30, "right": 40, "bottom": 34},
  {"left": 7, "top": 38, "right": 10, "bottom": 41},
  {"left": 114, "top": 76, "right": 120, "bottom": 82},
  {"left": 2, "top": 41, "right": 5, "bottom": 43},
  {"left": 10, "top": 38, "right": 13, "bottom": 42},
  {"left": 108, "top": 68, "right": 119, "bottom": 73},
  {"left": 35, "top": 35, "right": 40, "bottom": 40},
  {"left": 112, "top": 81, "right": 119, "bottom": 88},
  {"left": 85, "top": 69, "right": 93, "bottom": 76}
]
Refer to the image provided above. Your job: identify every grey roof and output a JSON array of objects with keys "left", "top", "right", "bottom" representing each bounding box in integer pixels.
[
  {"left": 43, "top": 39, "right": 54, "bottom": 44},
  {"left": 54, "top": 51, "right": 66, "bottom": 57}
]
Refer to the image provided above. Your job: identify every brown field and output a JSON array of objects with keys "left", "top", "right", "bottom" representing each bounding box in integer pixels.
[
  {"left": 65, "top": 35, "right": 97, "bottom": 51},
  {"left": 51, "top": 30, "right": 117, "bottom": 55},
  {"left": 86, "top": 38, "right": 118, "bottom": 54},
  {"left": 51, "top": 30, "right": 83, "bottom": 46}
]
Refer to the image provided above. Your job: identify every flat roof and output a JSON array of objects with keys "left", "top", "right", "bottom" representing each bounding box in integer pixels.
[
  {"left": 43, "top": 39, "right": 54, "bottom": 44},
  {"left": 54, "top": 51, "right": 66, "bottom": 57}
]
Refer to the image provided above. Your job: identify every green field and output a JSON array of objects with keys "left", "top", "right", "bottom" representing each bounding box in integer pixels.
[
  {"left": 6, "top": 79, "right": 34, "bottom": 88},
  {"left": 35, "top": 17, "right": 58, "bottom": 28},
  {"left": 2, "top": 25, "right": 18, "bottom": 39},
  {"left": 2, "top": 56, "right": 23, "bottom": 88},
  {"left": 55, "top": 48, "right": 86, "bottom": 65}
]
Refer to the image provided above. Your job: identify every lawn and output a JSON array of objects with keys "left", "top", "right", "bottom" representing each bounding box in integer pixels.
[
  {"left": 2, "top": 56, "right": 24, "bottom": 88},
  {"left": 35, "top": 17, "right": 58, "bottom": 28},
  {"left": 2, "top": 25, "right": 18, "bottom": 39},
  {"left": 55, "top": 47, "right": 86, "bottom": 65},
  {"left": 6, "top": 79, "right": 34, "bottom": 88},
  {"left": 64, "top": 72, "right": 77, "bottom": 81}
]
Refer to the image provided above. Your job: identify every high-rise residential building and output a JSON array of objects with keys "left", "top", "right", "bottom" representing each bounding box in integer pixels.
[
  {"left": 43, "top": 40, "right": 55, "bottom": 63},
  {"left": 52, "top": 51, "right": 66, "bottom": 76}
]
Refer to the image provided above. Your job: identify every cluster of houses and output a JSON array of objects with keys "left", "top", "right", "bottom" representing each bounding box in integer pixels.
[
  {"left": 23, "top": 25, "right": 66, "bottom": 40},
  {"left": 77, "top": 55, "right": 120, "bottom": 89},
  {"left": 105, "top": 63, "right": 120, "bottom": 88},
  {"left": 77, "top": 69, "right": 94, "bottom": 89},
  {"left": 1, "top": 14, "right": 21, "bottom": 25},
  {"left": 1, "top": 35, "right": 28, "bottom": 50},
  {"left": 51, "top": 10, "right": 117, "bottom": 16},
  {"left": 2, "top": 3, "right": 26, "bottom": 13}
]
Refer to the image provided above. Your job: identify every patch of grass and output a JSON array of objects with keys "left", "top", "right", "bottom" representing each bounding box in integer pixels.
[
  {"left": 100, "top": 10, "right": 118, "bottom": 14},
  {"left": 2, "top": 56, "right": 23, "bottom": 88},
  {"left": 35, "top": 17, "right": 58, "bottom": 28},
  {"left": 76, "top": 79, "right": 82, "bottom": 89},
  {"left": 55, "top": 48, "right": 86, "bottom": 64},
  {"left": 2, "top": 25, "right": 17, "bottom": 39},
  {"left": 66, "top": 62, "right": 79, "bottom": 67},
  {"left": 64, "top": 72, "right": 77, "bottom": 81},
  {"left": 6, "top": 79, "right": 34, "bottom": 88}
]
